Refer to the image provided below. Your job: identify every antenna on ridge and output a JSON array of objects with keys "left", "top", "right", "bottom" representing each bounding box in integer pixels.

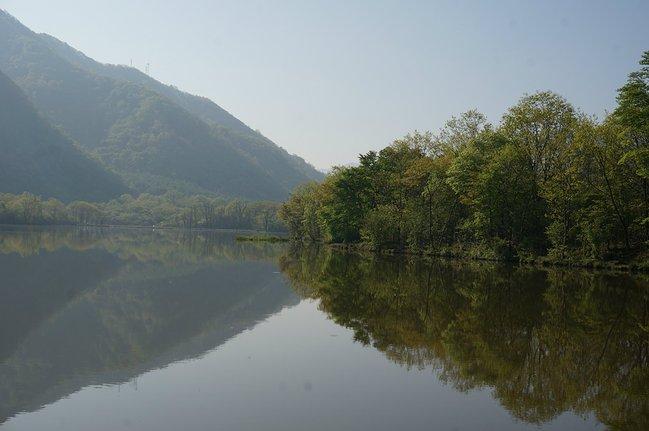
[{"left": 145, "top": 62, "right": 150, "bottom": 75}]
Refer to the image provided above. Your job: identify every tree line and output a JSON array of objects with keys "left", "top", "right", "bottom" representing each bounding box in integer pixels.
[
  {"left": 0, "top": 192, "right": 285, "bottom": 232},
  {"left": 280, "top": 51, "right": 649, "bottom": 263}
]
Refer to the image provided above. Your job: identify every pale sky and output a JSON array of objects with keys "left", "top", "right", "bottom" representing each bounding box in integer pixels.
[{"left": 3, "top": 0, "right": 648, "bottom": 170}]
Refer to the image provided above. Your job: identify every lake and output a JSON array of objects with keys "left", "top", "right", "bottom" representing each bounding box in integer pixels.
[{"left": 0, "top": 227, "right": 646, "bottom": 430}]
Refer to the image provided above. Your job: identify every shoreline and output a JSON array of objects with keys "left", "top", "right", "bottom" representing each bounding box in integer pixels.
[
  {"left": 0, "top": 223, "right": 288, "bottom": 236},
  {"left": 323, "top": 242, "right": 649, "bottom": 274}
]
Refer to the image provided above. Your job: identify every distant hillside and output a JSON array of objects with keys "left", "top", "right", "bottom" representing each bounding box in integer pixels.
[
  {"left": 0, "top": 10, "right": 322, "bottom": 201},
  {"left": 0, "top": 70, "right": 127, "bottom": 202}
]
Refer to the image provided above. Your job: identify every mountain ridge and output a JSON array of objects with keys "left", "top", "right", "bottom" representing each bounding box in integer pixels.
[
  {"left": 0, "top": 9, "right": 322, "bottom": 201},
  {"left": 0, "top": 69, "right": 128, "bottom": 202}
]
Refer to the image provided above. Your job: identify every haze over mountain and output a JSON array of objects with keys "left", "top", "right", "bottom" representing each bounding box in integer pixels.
[
  {"left": 0, "top": 10, "right": 322, "bottom": 201},
  {"left": 0, "top": 69, "right": 127, "bottom": 202}
]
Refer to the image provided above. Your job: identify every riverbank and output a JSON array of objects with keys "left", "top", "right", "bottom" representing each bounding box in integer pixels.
[
  {"left": 236, "top": 235, "right": 289, "bottom": 243},
  {"left": 0, "top": 223, "right": 286, "bottom": 233},
  {"left": 324, "top": 242, "right": 649, "bottom": 274}
]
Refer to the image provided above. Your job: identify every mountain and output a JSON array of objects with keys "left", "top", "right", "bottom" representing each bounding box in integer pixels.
[
  {"left": 0, "top": 10, "right": 322, "bottom": 201},
  {"left": 38, "top": 34, "right": 322, "bottom": 189},
  {"left": 0, "top": 69, "right": 127, "bottom": 202}
]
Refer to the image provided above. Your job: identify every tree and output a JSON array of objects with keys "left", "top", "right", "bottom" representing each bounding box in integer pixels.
[
  {"left": 279, "top": 182, "right": 323, "bottom": 241},
  {"left": 199, "top": 196, "right": 216, "bottom": 228},
  {"left": 43, "top": 198, "right": 69, "bottom": 224},
  {"left": 68, "top": 201, "right": 103, "bottom": 225},
  {"left": 615, "top": 50, "right": 649, "bottom": 177},
  {"left": 278, "top": 53, "right": 649, "bottom": 262},
  {"left": 448, "top": 133, "right": 544, "bottom": 255},
  {"left": 430, "top": 110, "right": 490, "bottom": 156},
  {"left": 318, "top": 166, "right": 373, "bottom": 243},
  {"left": 360, "top": 204, "right": 402, "bottom": 249},
  {"left": 502, "top": 91, "right": 577, "bottom": 183},
  {"left": 574, "top": 119, "right": 638, "bottom": 254},
  {"left": 615, "top": 51, "right": 649, "bottom": 231},
  {"left": 17, "top": 193, "right": 43, "bottom": 225}
]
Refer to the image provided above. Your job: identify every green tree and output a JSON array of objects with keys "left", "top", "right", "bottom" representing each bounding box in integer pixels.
[
  {"left": 471, "top": 143, "right": 544, "bottom": 255},
  {"left": 279, "top": 182, "right": 323, "bottom": 241},
  {"left": 502, "top": 91, "right": 577, "bottom": 182},
  {"left": 615, "top": 51, "right": 649, "bottom": 179},
  {"left": 430, "top": 109, "right": 490, "bottom": 156}
]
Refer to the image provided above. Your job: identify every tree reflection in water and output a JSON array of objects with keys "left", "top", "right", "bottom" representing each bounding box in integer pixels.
[{"left": 280, "top": 246, "right": 649, "bottom": 430}]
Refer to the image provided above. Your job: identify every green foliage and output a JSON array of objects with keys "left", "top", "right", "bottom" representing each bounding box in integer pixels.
[
  {"left": 281, "top": 51, "right": 649, "bottom": 263},
  {"left": 319, "top": 166, "right": 374, "bottom": 243},
  {"left": 501, "top": 91, "right": 576, "bottom": 183},
  {"left": 429, "top": 109, "right": 490, "bottom": 156},
  {"left": 360, "top": 204, "right": 401, "bottom": 248},
  {"left": 278, "top": 182, "right": 324, "bottom": 240},
  {"left": 474, "top": 143, "right": 544, "bottom": 252},
  {"left": 0, "top": 192, "right": 285, "bottom": 231},
  {"left": 615, "top": 51, "right": 649, "bottom": 179}
]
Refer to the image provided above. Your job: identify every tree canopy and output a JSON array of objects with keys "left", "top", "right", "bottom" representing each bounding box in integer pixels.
[{"left": 281, "top": 51, "right": 649, "bottom": 264}]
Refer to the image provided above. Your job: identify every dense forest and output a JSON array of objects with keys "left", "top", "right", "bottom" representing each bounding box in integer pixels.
[
  {"left": 280, "top": 51, "right": 649, "bottom": 264},
  {"left": 0, "top": 192, "right": 284, "bottom": 231}
]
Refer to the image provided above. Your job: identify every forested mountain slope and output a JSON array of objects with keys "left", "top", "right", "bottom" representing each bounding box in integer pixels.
[
  {"left": 0, "top": 10, "right": 322, "bottom": 200},
  {"left": 38, "top": 33, "right": 323, "bottom": 188},
  {"left": 0, "top": 70, "right": 127, "bottom": 202}
]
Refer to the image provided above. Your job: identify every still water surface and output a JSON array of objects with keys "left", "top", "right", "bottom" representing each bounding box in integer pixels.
[{"left": 0, "top": 227, "right": 646, "bottom": 430}]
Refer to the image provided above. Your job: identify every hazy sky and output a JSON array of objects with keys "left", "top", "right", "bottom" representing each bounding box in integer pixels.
[{"left": 3, "top": 0, "right": 648, "bottom": 170}]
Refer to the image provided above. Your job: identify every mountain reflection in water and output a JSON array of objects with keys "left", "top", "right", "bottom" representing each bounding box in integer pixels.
[
  {"left": 0, "top": 228, "right": 647, "bottom": 430},
  {"left": 0, "top": 227, "right": 298, "bottom": 423}
]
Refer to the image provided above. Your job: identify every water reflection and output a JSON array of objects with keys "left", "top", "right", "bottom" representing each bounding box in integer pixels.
[
  {"left": 280, "top": 246, "right": 649, "bottom": 430},
  {"left": 2, "top": 229, "right": 647, "bottom": 430},
  {"left": 0, "top": 227, "right": 297, "bottom": 423}
]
